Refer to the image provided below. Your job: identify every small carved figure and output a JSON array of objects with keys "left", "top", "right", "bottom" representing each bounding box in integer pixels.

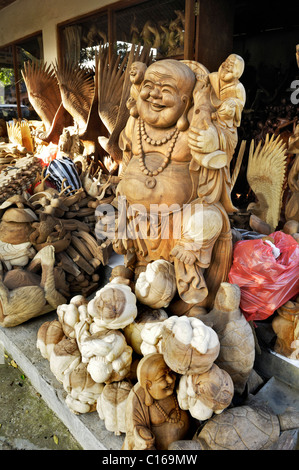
[
  {"left": 0, "top": 245, "right": 66, "bottom": 327},
  {"left": 134, "top": 260, "right": 176, "bottom": 309},
  {"left": 177, "top": 363, "right": 234, "bottom": 420},
  {"left": 123, "top": 353, "right": 190, "bottom": 450},
  {"left": 208, "top": 54, "right": 246, "bottom": 129},
  {"left": 192, "top": 403, "right": 299, "bottom": 450},
  {"left": 126, "top": 61, "right": 147, "bottom": 117},
  {"left": 272, "top": 298, "right": 299, "bottom": 359},
  {"left": 198, "top": 282, "right": 255, "bottom": 394}
]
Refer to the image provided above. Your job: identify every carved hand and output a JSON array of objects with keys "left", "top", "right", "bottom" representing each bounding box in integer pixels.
[{"left": 188, "top": 125, "right": 219, "bottom": 154}]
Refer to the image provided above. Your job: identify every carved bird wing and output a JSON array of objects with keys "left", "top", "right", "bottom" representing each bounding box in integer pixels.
[
  {"left": 21, "top": 61, "right": 62, "bottom": 131},
  {"left": 98, "top": 44, "right": 152, "bottom": 163},
  {"left": 97, "top": 46, "right": 128, "bottom": 136},
  {"left": 54, "top": 60, "right": 95, "bottom": 131},
  {"left": 247, "top": 133, "right": 287, "bottom": 231}
]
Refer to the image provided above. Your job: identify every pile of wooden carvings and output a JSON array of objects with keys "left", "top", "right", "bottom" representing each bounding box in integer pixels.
[{"left": 0, "top": 151, "right": 118, "bottom": 327}]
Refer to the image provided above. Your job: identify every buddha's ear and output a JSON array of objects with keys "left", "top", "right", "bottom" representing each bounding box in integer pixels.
[
  {"left": 144, "top": 381, "right": 154, "bottom": 406},
  {"left": 177, "top": 95, "right": 192, "bottom": 131}
]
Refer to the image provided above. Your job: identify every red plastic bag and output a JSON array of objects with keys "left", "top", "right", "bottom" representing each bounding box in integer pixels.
[{"left": 228, "top": 231, "right": 299, "bottom": 321}]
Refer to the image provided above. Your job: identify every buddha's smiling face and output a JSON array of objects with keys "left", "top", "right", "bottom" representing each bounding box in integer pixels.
[
  {"left": 147, "top": 359, "right": 176, "bottom": 400},
  {"left": 137, "top": 60, "right": 195, "bottom": 128}
]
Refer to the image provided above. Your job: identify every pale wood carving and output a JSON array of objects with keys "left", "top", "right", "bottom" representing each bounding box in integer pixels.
[
  {"left": 193, "top": 404, "right": 299, "bottom": 450},
  {"left": 246, "top": 134, "right": 287, "bottom": 232},
  {"left": 87, "top": 281, "right": 137, "bottom": 330},
  {"left": 63, "top": 362, "right": 104, "bottom": 414},
  {"left": 0, "top": 245, "right": 66, "bottom": 327},
  {"left": 49, "top": 336, "right": 81, "bottom": 384},
  {"left": 135, "top": 260, "right": 176, "bottom": 309},
  {"left": 285, "top": 127, "right": 299, "bottom": 222},
  {"left": 272, "top": 297, "right": 299, "bottom": 359},
  {"left": 197, "top": 282, "right": 255, "bottom": 394},
  {"left": 160, "top": 315, "right": 220, "bottom": 375},
  {"left": 123, "top": 353, "right": 190, "bottom": 450},
  {"left": 177, "top": 363, "right": 234, "bottom": 420},
  {"left": 113, "top": 55, "right": 245, "bottom": 310},
  {"left": 21, "top": 62, "right": 73, "bottom": 144},
  {"left": 140, "top": 315, "right": 220, "bottom": 375},
  {"left": 124, "top": 305, "right": 168, "bottom": 355},
  {"left": 36, "top": 319, "right": 65, "bottom": 360},
  {"left": 97, "top": 381, "right": 133, "bottom": 435}
]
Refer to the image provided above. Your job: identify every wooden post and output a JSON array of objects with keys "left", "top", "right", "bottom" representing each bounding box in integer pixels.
[
  {"left": 12, "top": 44, "right": 21, "bottom": 118},
  {"left": 184, "top": 0, "right": 196, "bottom": 60},
  {"left": 194, "top": 0, "right": 235, "bottom": 72}
]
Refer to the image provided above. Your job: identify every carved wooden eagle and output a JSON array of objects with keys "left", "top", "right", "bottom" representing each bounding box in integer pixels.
[
  {"left": 247, "top": 133, "right": 287, "bottom": 231},
  {"left": 21, "top": 61, "right": 73, "bottom": 144},
  {"left": 97, "top": 43, "right": 153, "bottom": 164}
]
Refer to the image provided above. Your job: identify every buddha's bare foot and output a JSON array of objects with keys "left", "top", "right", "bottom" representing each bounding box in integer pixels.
[{"left": 171, "top": 245, "right": 196, "bottom": 265}]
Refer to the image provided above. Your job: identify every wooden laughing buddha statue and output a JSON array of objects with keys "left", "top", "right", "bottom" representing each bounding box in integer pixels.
[
  {"left": 123, "top": 353, "right": 190, "bottom": 450},
  {"left": 114, "top": 56, "right": 245, "bottom": 311}
]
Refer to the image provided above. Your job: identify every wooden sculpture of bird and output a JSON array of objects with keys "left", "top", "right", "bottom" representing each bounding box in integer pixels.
[
  {"left": 21, "top": 61, "right": 73, "bottom": 145},
  {"left": 97, "top": 43, "right": 152, "bottom": 166},
  {"left": 247, "top": 133, "right": 288, "bottom": 231},
  {"left": 53, "top": 59, "right": 109, "bottom": 172}
]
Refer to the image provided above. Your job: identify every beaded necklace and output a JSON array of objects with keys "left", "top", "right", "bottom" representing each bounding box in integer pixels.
[
  {"left": 154, "top": 395, "right": 182, "bottom": 424},
  {"left": 137, "top": 117, "right": 180, "bottom": 189}
]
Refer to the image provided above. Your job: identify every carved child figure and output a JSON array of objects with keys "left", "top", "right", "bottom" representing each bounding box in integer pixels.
[
  {"left": 126, "top": 61, "right": 147, "bottom": 118},
  {"left": 208, "top": 54, "right": 246, "bottom": 129},
  {"left": 123, "top": 353, "right": 190, "bottom": 450}
]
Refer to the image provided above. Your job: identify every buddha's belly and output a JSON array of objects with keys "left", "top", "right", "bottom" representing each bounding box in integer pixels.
[{"left": 117, "top": 155, "right": 194, "bottom": 210}]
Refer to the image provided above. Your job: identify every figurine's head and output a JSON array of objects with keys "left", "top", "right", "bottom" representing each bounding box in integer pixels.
[
  {"left": 219, "top": 54, "right": 244, "bottom": 82},
  {"left": 137, "top": 59, "right": 195, "bottom": 129},
  {"left": 137, "top": 353, "right": 176, "bottom": 405},
  {"left": 129, "top": 61, "right": 147, "bottom": 84}
]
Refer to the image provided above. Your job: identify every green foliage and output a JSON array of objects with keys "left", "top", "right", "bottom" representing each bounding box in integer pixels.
[{"left": 0, "top": 68, "right": 14, "bottom": 86}]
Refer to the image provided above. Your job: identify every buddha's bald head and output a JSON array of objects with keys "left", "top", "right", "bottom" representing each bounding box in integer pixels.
[{"left": 137, "top": 59, "right": 196, "bottom": 129}]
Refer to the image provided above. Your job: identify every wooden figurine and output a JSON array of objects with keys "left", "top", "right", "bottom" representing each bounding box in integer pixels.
[
  {"left": 123, "top": 353, "right": 190, "bottom": 450},
  {"left": 80, "top": 328, "right": 133, "bottom": 384},
  {"left": 246, "top": 134, "right": 288, "bottom": 232},
  {"left": 177, "top": 363, "right": 234, "bottom": 420},
  {"left": 49, "top": 336, "right": 81, "bottom": 384},
  {"left": 36, "top": 319, "right": 65, "bottom": 360},
  {"left": 63, "top": 362, "right": 104, "bottom": 414},
  {"left": 87, "top": 280, "right": 137, "bottom": 330},
  {"left": 285, "top": 126, "right": 299, "bottom": 223},
  {"left": 140, "top": 315, "right": 220, "bottom": 375},
  {"left": 97, "top": 381, "right": 133, "bottom": 435},
  {"left": 160, "top": 315, "right": 220, "bottom": 375},
  {"left": 197, "top": 282, "right": 255, "bottom": 394},
  {"left": 113, "top": 56, "right": 246, "bottom": 310},
  {"left": 124, "top": 305, "right": 168, "bottom": 356},
  {"left": 135, "top": 260, "right": 176, "bottom": 309},
  {"left": 21, "top": 61, "right": 73, "bottom": 145},
  {"left": 0, "top": 245, "right": 67, "bottom": 327},
  {"left": 272, "top": 297, "right": 299, "bottom": 359},
  {"left": 192, "top": 403, "right": 299, "bottom": 450}
]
